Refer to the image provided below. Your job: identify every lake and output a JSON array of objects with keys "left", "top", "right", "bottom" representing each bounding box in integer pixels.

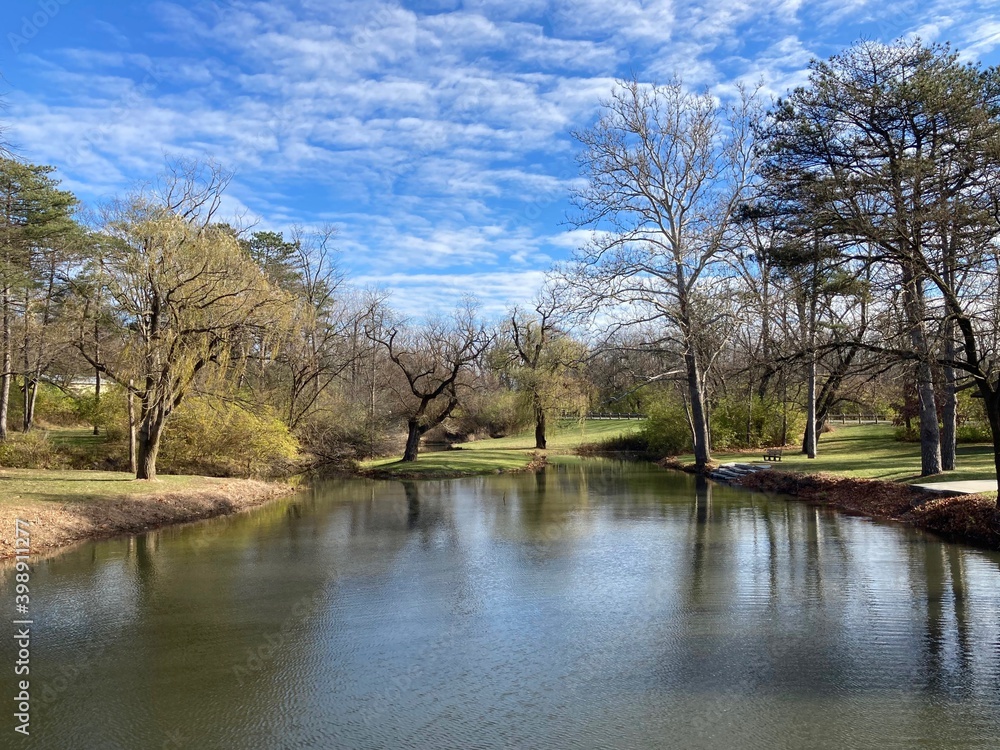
[{"left": 4, "top": 458, "right": 1000, "bottom": 749}]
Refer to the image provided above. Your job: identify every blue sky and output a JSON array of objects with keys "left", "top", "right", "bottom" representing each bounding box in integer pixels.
[{"left": 3, "top": 1, "right": 999, "bottom": 316}]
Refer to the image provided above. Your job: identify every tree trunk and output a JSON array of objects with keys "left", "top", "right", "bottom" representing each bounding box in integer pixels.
[
  {"left": 0, "top": 285, "right": 9, "bottom": 441},
  {"left": 941, "top": 331, "right": 957, "bottom": 472},
  {"left": 780, "top": 374, "right": 788, "bottom": 446},
  {"left": 22, "top": 286, "right": 31, "bottom": 432},
  {"left": 916, "top": 360, "right": 942, "bottom": 476},
  {"left": 979, "top": 386, "right": 1000, "bottom": 506},
  {"left": 93, "top": 369, "right": 102, "bottom": 436},
  {"left": 534, "top": 395, "right": 547, "bottom": 450},
  {"left": 93, "top": 320, "right": 102, "bottom": 436},
  {"left": 685, "top": 351, "right": 711, "bottom": 469},
  {"left": 127, "top": 385, "right": 137, "bottom": 475},
  {"left": 802, "top": 266, "right": 819, "bottom": 458},
  {"left": 136, "top": 410, "right": 166, "bottom": 480},
  {"left": 803, "top": 356, "right": 817, "bottom": 458},
  {"left": 402, "top": 419, "right": 422, "bottom": 462},
  {"left": 904, "top": 272, "right": 941, "bottom": 476},
  {"left": 23, "top": 379, "right": 38, "bottom": 432},
  {"left": 940, "top": 238, "right": 958, "bottom": 473}
]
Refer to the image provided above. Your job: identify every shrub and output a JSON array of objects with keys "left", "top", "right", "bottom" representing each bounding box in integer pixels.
[
  {"left": 0, "top": 430, "right": 64, "bottom": 469},
  {"left": 455, "top": 389, "right": 533, "bottom": 438},
  {"left": 5, "top": 383, "right": 82, "bottom": 429},
  {"left": 640, "top": 389, "right": 804, "bottom": 457},
  {"left": 74, "top": 387, "right": 131, "bottom": 440},
  {"left": 159, "top": 396, "right": 299, "bottom": 477},
  {"left": 641, "top": 391, "right": 692, "bottom": 456},
  {"left": 956, "top": 422, "right": 991, "bottom": 443},
  {"left": 711, "top": 395, "right": 803, "bottom": 450},
  {"left": 296, "top": 397, "right": 394, "bottom": 464},
  {"left": 34, "top": 385, "right": 83, "bottom": 427}
]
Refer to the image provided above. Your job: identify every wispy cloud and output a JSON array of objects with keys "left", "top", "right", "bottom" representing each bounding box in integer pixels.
[{"left": 4, "top": 0, "right": 999, "bottom": 314}]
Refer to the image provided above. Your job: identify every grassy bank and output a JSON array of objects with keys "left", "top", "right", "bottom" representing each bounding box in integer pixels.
[
  {"left": 362, "top": 419, "right": 643, "bottom": 478},
  {"left": 711, "top": 424, "right": 998, "bottom": 486},
  {"left": 704, "top": 424, "right": 999, "bottom": 550},
  {"left": 0, "top": 468, "right": 295, "bottom": 559}
]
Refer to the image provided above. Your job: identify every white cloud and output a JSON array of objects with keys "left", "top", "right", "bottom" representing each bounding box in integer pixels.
[
  {"left": 6, "top": 0, "right": 1000, "bottom": 321},
  {"left": 355, "top": 270, "right": 549, "bottom": 317}
]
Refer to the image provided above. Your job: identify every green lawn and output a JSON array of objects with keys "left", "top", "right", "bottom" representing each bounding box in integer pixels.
[
  {"left": 0, "top": 467, "right": 226, "bottom": 505},
  {"left": 46, "top": 428, "right": 105, "bottom": 448},
  {"left": 363, "top": 419, "right": 644, "bottom": 477},
  {"left": 712, "top": 424, "right": 998, "bottom": 484},
  {"left": 462, "top": 418, "right": 643, "bottom": 453}
]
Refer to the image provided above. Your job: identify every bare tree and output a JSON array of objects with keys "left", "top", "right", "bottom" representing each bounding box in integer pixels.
[
  {"left": 567, "top": 77, "right": 760, "bottom": 469},
  {"left": 369, "top": 303, "right": 492, "bottom": 462}
]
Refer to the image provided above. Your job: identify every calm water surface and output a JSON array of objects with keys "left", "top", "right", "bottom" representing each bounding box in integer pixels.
[{"left": 4, "top": 458, "right": 1000, "bottom": 749}]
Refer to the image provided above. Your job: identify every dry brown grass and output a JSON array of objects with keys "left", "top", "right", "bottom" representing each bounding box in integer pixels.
[{"left": 0, "top": 477, "right": 295, "bottom": 559}]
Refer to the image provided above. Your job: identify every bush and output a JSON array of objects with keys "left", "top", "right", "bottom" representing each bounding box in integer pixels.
[
  {"left": 956, "top": 422, "right": 992, "bottom": 443},
  {"left": 711, "top": 396, "right": 803, "bottom": 450},
  {"left": 32, "top": 385, "right": 82, "bottom": 427},
  {"left": 641, "top": 392, "right": 692, "bottom": 456},
  {"left": 455, "top": 389, "right": 533, "bottom": 438},
  {"left": 159, "top": 396, "right": 299, "bottom": 477},
  {"left": 74, "top": 387, "right": 131, "bottom": 440},
  {"left": 0, "top": 431, "right": 64, "bottom": 469},
  {"left": 639, "top": 389, "right": 804, "bottom": 457},
  {"left": 3, "top": 383, "right": 83, "bottom": 429},
  {"left": 296, "top": 397, "right": 394, "bottom": 464}
]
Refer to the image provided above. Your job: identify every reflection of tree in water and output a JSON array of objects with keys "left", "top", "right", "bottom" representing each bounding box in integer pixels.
[
  {"left": 489, "top": 466, "right": 593, "bottom": 547},
  {"left": 916, "top": 542, "right": 975, "bottom": 691},
  {"left": 404, "top": 480, "right": 421, "bottom": 528},
  {"left": 694, "top": 475, "right": 711, "bottom": 525}
]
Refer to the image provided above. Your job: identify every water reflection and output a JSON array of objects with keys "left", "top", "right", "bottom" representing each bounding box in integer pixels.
[{"left": 2, "top": 458, "right": 999, "bottom": 749}]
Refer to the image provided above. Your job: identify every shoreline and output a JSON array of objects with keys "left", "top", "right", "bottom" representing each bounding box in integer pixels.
[
  {"left": 736, "top": 469, "right": 1000, "bottom": 551},
  {"left": 658, "top": 457, "right": 1000, "bottom": 551},
  {"left": 359, "top": 451, "right": 548, "bottom": 480},
  {"left": 362, "top": 445, "right": 1000, "bottom": 553},
  {"left": 10, "top": 448, "right": 995, "bottom": 562},
  {"left": 0, "top": 478, "right": 298, "bottom": 561}
]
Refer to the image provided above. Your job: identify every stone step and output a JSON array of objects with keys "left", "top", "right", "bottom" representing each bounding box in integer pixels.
[
  {"left": 711, "top": 460, "right": 776, "bottom": 485},
  {"left": 714, "top": 470, "right": 742, "bottom": 480}
]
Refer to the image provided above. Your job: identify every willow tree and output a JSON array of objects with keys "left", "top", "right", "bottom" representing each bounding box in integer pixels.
[
  {"left": 76, "top": 197, "right": 289, "bottom": 480},
  {"left": 506, "top": 289, "right": 588, "bottom": 449},
  {"left": 568, "top": 78, "right": 760, "bottom": 469}
]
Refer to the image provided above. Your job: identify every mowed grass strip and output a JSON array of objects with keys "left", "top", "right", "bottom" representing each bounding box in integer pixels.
[
  {"left": 0, "top": 468, "right": 226, "bottom": 506},
  {"left": 712, "top": 424, "right": 997, "bottom": 485},
  {"left": 364, "top": 419, "right": 644, "bottom": 477}
]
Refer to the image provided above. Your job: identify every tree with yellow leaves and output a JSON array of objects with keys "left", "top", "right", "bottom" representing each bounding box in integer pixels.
[{"left": 75, "top": 165, "right": 290, "bottom": 479}]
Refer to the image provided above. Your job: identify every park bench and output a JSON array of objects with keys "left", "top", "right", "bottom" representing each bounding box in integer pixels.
[{"left": 763, "top": 447, "right": 783, "bottom": 462}]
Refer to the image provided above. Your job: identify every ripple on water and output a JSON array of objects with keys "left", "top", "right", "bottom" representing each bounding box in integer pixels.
[{"left": 4, "top": 462, "right": 1000, "bottom": 750}]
